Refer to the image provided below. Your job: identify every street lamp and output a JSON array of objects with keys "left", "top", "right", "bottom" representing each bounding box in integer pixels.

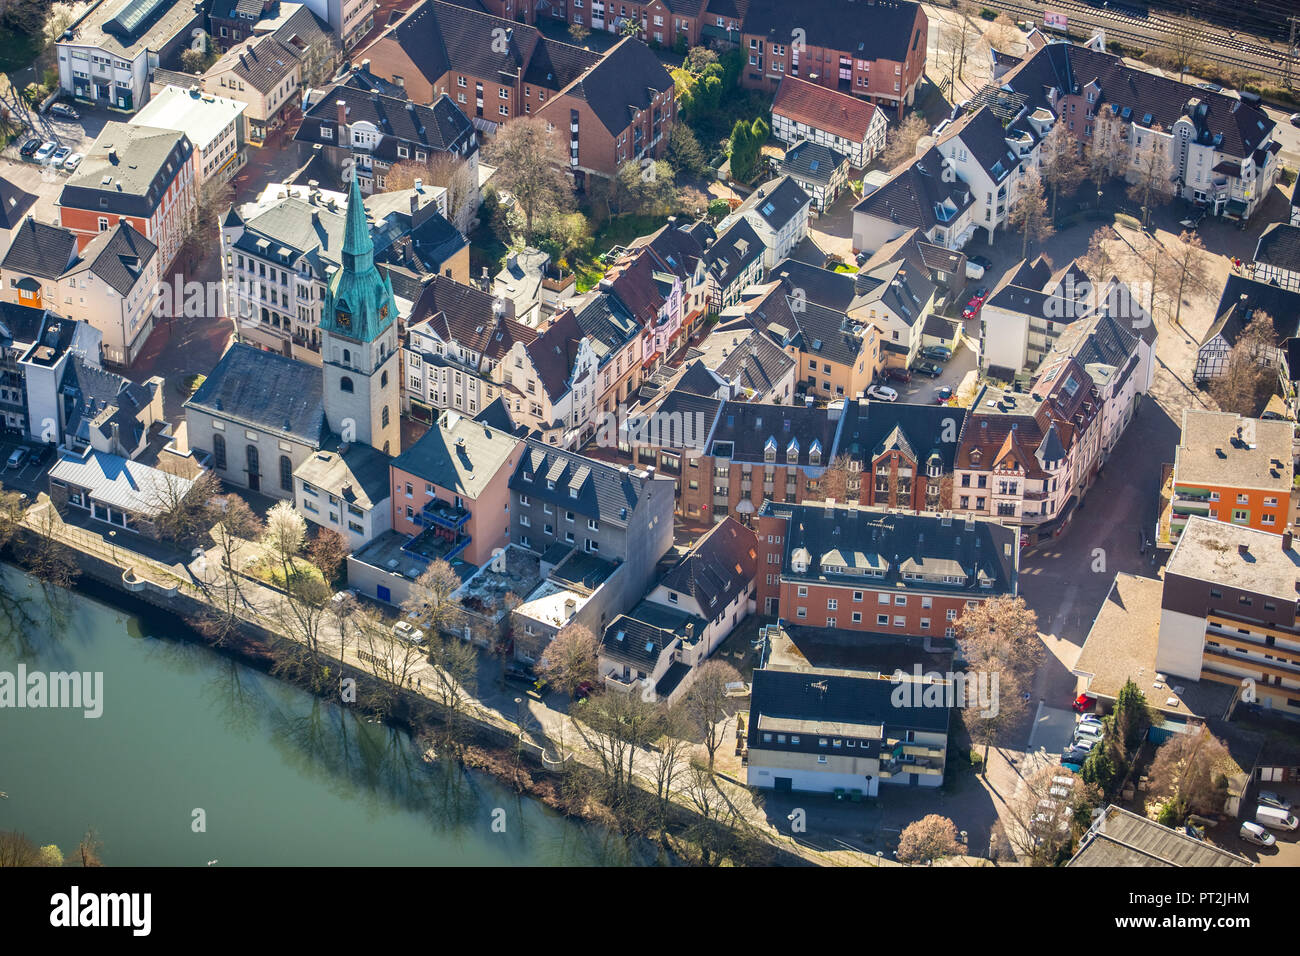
[
  {"left": 107, "top": 529, "right": 118, "bottom": 567},
  {"left": 513, "top": 696, "right": 524, "bottom": 788}
]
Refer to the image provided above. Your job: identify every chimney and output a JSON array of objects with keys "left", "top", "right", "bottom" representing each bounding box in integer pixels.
[
  {"left": 1239, "top": 543, "right": 1250, "bottom": 558},
  {"left": 414, "top": 178, "right": 422, "bottom": 192},
  {"left": 361, "top": 58, "right": 371, "bottom": 72},
  {"left": 336, "top": 98, "right": 346, "bottom": 128},
  {"left": 1284, "top": 528, "right": 1294, "bottom": 551},
  {"left": 410, "top": 192, "right": 419, "bottom": 214}
]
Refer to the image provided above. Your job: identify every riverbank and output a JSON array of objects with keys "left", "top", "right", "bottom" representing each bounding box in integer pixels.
[{"left": 3, "top": 508, "right": 814, "bottom": 866}]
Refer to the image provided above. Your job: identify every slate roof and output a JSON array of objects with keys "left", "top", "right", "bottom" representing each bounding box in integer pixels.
[
  {"left": 851, "top": 259, "right": 935, "bottom": 328},
  {"left": 509, "top": 439, "right": 656, "bottom": 526},
  {"left": 938, "top": 106, "right": 1020, "bottom": 184},
  {"left": 294, "top": 443, "right": 394, "bottom": 511},
  {"left": 728, "top": 175, "right": 811, "bottom": 234},
  {"left": 571, "top": 292, "right": 642, "bottom": 365},
  {"left": 630, "top": 220, "right": 708, "bottom": 283},
  {"left": 407, "top": 275, "right": 537, "bottom": 360},
  {"left": 0, "top": 177, "right": 37, "bottom": 230},
  {"left": 853, "top": 146, "right": 974, "bottom": 234},
  {"left": 689, "top": 326, "right": 794, "bottom": 397},
  {"left": 67, "top": 221, "right": 156, "bottom": 296},
  {"left": 765, "top": 501, "right": 1018, "bottom": 596},
  {"left": 60, "top": 123, "right": 192, "bottom": 219},
  {"left": 548, "top": 37, "right": 674, "bottom": 136},
  {"left": 185, "top": 343, "right": 326, "bottom": 446},
  {"left": 363, "top": 0, "right": 598, "bottom": 94},
  {"left": 673, "top": 360, "right": 726, "bottom": 398},
  {"left": 1001, "top": 42, "right": 1275, "bottom": 162},
  {"left": 703, "top": 217, "right": 765, "bottom": 290},
  {"left": 741, "top": 0, "right": 923, "bottom": 62},
  {"left": 660, "top": 516, "right": 756, "bottom": 623},
  {"left": 834, "top": 398, "right": 968, "bottom": 472},
  {"left": 1254, "top": 223, "right": 1300, "bottom": 275},
  {"left": 780, "top": 139, "right": 848, "bottom": 187},
  {"left": 1204, "top": 274, "right": 1300, "bottom": 348},
  {"left": 297, "top": 85, "right": 476, "bottom": 158},
  {"left": 773, "top": 76, "right": 880, "bottom": 143},
  {"left": 602, "top": 601, "right": 708, "bottom": 670},
  {"left": 1, "top": 220, "right": 79, "bottom": 280},
  {"left": 524, "top": 308, "right": 587, "bottom": 402},
  {"left": 391, "top": 412, "right": 520, "bottom": 494},
  {"left": 708, "top": 400, "right": 837, "bottom": 467},
  {"left": 768, "top": 260, "right": 854, "bottom": 311},
  {"left": 789, "top": 300, "right": 868, "bottom": 370}
]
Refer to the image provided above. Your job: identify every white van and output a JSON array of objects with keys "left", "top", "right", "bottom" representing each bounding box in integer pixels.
[{"left": 1255, "top": 805, "right": 1299, "bottom": 830}]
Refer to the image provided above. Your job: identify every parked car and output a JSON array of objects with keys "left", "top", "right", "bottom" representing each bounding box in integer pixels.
[
  {"left": 866, "top": 384, "right": 897, "bottom": 402},
  {"left": 19, "top": 138, "right": 40, "bottom": 157},
  {"left": 1290, "top": 113, "right": 1300, "bottom": 128},
  {"left": 330, "top": 589, "right": 357, "bottom": 604},
  {"left": 968, "top": 254, "right": 993, "bottom": 272},
  {"left": 1255, "top": 805, "right": 1299, "bottom": 830},
  {"left": 1196, "top": 82, "right": 1224, "bottom": 93},
  {"left": 1077, "top": 716, "right": 1104, "bottom": 732},
  {"left": 6, "top": 448, "right": 27, "bottom": 469},
  {"left": 973, "top": 286, "right": 989, "bottom": 299},
  {"left": 50, "top": 146, "right": 70, "bottom": 166},
  {"left": 1073, "top": 726, "right": 1103, "bottom": 745},
  {"left": 1072, "top": 692, "right": 1097, "bottom": 713},
  {"left": 1258, "top": 791, "right": 1293, "bottom": 811},
  {"left": 50, "top": 102, "right": 79, "bottom": 120},
  {"left": 573, "top": 680, "right": 595, "bottom": 702},
  {"left": 391, "top": 620, "right": 426, "bottom": 645},
  {"left": 962, "top": 296, "right": 985, "bottom": 320},
  {"left": 33, "top": 141, "right": 57, "bottom": 163},
  {"left": 884, "top": 366, "right": 912, "bottom": 383},
  {"left": 914, "top": 361, "right": 943, "bottom": 377},
  {"left": 63, "top": 152, "right": 84, "bottom": 171},
  {"left": 1062, "top": 747, "right": 1092, "bottom": 765},
  {"left": 934, "top": 386, "right": 953, "bottom": 404},
  {"left": 1240, "top": 821, "right": 1276, "bottom": 846},
  {"left": 920, "top": 345, "right": 952, "bottom": 362},
  {"left": 964, "top": 259, "right": 985, "bottom": 281}
]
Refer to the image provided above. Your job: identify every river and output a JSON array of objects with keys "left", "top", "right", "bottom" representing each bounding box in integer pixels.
[{"left": 0, "top": 565, "right": 651, "bottom": 866}]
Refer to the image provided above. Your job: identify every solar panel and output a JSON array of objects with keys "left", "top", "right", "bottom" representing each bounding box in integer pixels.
[{"left": 107, "top": 0, "right": 170, "bottom": 37}]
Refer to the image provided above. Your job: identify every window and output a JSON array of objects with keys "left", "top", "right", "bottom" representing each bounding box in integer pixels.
[
  {"left": 340, "top": 376, "right": 353, "bottom": 393},
  {"left": 279, "top": 455, "right": 292, "bottom": 492},
  {"left": 827, "top": 598, "right": 837, "bottom": 610},
  {"left": 895, "top": 595, "right": 906, "bottom": 606},
  {"left": 213, "top": 433, "right": 227, "bottom": 470},
  {"left": 797, "top": 585, "right": 808, "bottom": 597},
  {"left": 878, "top": 593, "right": 890, "bottom": 605}
]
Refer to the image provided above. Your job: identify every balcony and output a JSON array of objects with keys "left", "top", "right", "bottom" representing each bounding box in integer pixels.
[
  {"left": 417, "top": 497, "right": 470, "bottom": 530},
  {"left": 403, "top": 524, "right": 471, "bottom": 562}
]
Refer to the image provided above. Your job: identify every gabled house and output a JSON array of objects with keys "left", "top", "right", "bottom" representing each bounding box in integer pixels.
[
  {"left": 1252, "top": 223, "right": 1300, "bottom": 293},
  {"left": 771, "top": 75, "right": 888, "bottom": 169},
  {"left": 686, "top": 326, "right": 796, "bottom": 405},
  {"left": 401, "top": 274, "right": 538, "bottom": 424},
  {"left": 702, "top": 217, "right": 765, "bottom": 313},
  {"left": 603, "top": 249, "right": 683, "bottom": 376},
  {"left": 1196, "top": 274, "right": 1300, "bottom": 384},
  {"left": 718, "top": 175, "right": 811, "bottom": 270},
  {"left": 2, "top": 218, "right": 160, "bottom": 367},
  {"left": 852, "top": 146, "right": 976, "bottom": 256},
  {"left": 505, "top": 307, "right": 600, "bottom": 447},
  {"left": 778, "top": 140, "right": 850, "bottom": 213},
  {"left": 979, "top": 256, "right": 1100, "bottom": 376},
  {"left": 294, "top": 442, "right": 394, "bottom": 551},
  {"left": 626, "top": 217, "right": 712, "bottom": 336},
  {"left": 568, "top": 290, "right": 646, "bottom": 417}
]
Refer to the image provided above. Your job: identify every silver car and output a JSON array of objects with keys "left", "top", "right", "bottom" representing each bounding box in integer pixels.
[
  {"left": 1258, "top": 791, "right": 1293, "bottom": 812},
  {"left": 1240, "top": 821, "right": 1276, "bottom": 847}
]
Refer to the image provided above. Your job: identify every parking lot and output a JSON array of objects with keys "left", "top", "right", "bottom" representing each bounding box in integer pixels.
[
  {"left": 1, "top": 98, "right": 115, "bottom": 212},
  {"left": 0, "top": 438, "right": 57, "bottom": 499}
]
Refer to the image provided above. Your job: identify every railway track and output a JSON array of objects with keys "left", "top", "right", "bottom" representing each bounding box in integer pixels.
[{"left": 974, "top": 0, "right": 1298, "bottom": 86}]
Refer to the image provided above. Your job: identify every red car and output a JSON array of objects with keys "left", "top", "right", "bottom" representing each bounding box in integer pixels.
[
  {"left": 574, "top": 680, "right": 596, "bottom": 701},
  {"left": 962, "top": 296, "right": 985, "bottom": 320},
  {"left": 1072, "top": 692, "right": 1097, "bottom": 713}
]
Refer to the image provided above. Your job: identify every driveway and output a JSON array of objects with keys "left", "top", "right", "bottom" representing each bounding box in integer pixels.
[
  {"left": 808, "top": 191, "right": 858, "bottom": 262},
  {"left": 1027, "top": 703, "right": 1078, "bottom": 754}
]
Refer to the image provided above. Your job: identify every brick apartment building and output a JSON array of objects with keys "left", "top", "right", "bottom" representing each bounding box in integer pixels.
[
  {"left": 753, "top": 501, "right": 1019, "bottom": 633},
  {"left": 738, "top": 0, "right": 928, "bottom": 110}
]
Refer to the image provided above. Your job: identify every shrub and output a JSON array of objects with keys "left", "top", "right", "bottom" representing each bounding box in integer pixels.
[
  {"left": 707, "top": 198, "right": 731, "bottom": 221},
  {"left": 980, "top": 8, "right": 996, "bottom": 20}
]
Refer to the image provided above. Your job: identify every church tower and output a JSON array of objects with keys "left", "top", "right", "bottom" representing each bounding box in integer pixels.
[{"left": 319, "top": 176, "right": 400, "bottom": 454}]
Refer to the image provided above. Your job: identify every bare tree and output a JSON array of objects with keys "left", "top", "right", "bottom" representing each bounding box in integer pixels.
[
  {"left": 268, "top": 572, "right": 334, "bottom": 692},
  {"left": 150, "top": 468, "right": 219, "bottom": 545},
  {"left": 537, "top": 623, "right": 599, "bottom": 698},
  {"left": 24, "top": 499, "right": 79, "bottom": 589},
  {"left": 77, "top": 826, "right": 102, "bottom": 867},
  {"left": 0, "top": 490, "right": 28, "bottom": 549},
  {"left": 198, "top": 493, "right": 262, "bottom": 644},
  {"left": 1082, "top": 132, "right": 1115, "bottom": 211},
  {"left": 896, "top": 814, "right": 965, "bottom": 863},
  {"left": 820, "top": 453, "right": 861, "bottom": 504},
  {"left": 683, "top": 659, "right": 741, "bottom": 770},
  {"left": 1039, "top": 122, "right": 1085, "bottom": 224},
  {"left": 1007, "top": 167, "right": 1054, "bottom": 259},
  {"left": 300, "top": 31, "right": 343, "bottom": 88},
  {"left": 1158, "top": 230, "right": 1213, "bottom": 329},
  {"left": 426, "top": 632, "right": 479, "bottom": 750},
  {"left": 483, "top": 117, "right": 571, "bottom": 241},
  {"left": 955, "top": 596, "right": 1042, "bottom": 770},
  {"left": 403, "top": 558, "right": 465, "bottom": 640},
  {"left": 1147, "top": 725, "right": 1235, "bottom": 822},
  {"left": 1080, "top": 226, "right": 1117, "bottom": 283},
  {"left": 572, "top": 690, "right": 662, "bottom": 805},
  {"left": 180, "top": 177, "right": 234, "bottom": 269},
  {"left": 1210, "top": 311, "right": 1280, "bottom": 416},
  {"left": 681, "top": 759, "right": 745, "bottom": 865},
  {"left": 881, "top": 113, "right": 930, "bottom": 169},
  {"left": 427, "top": 151, "right": 479, "bottom": 234},
  {"left": 0, "top": 831, "right": 44, "bottom": 867},
  {"left": 648, "top": 704, "right": 693, "bottom": 833},
  {"left": 984, "top": 14, "right": 1021, "bottom": 53},
  {"left": 353, "top": 606, "right": 422, "bottom": 717},
  {"left": 1004, "top": 758, "right": 1092, "bottom": 866},
  {"left": 1159, "top": 20, "right": 1206, "bottom": 79},
  {"left": 306, "top": 527, "right": 348, "bottom": 584}
]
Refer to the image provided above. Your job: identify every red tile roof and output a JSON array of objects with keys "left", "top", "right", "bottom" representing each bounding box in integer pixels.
[{"left": 772, "top": 76, "right": 878, "bottom": 144}]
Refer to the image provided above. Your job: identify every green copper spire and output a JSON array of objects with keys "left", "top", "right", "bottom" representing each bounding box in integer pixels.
[
  {"left": 320, "top": 175, "right": 396, "bottom": 343},
  {"left": 341, "top": 174, "right": 374, "bottom": 273}
]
